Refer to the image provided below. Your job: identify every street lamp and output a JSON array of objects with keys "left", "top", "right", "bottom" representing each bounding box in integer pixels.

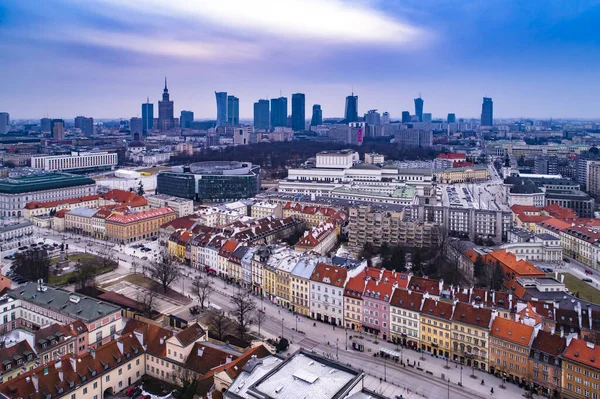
[
  {"left": 336, "top": 338, "right": 339, "bottom": 359},
  {"left": 459, "top": 365, "right": 463, "bottom": 387},
  {"left": 281, "top": 317, "right": 284, "bottom": 339}
]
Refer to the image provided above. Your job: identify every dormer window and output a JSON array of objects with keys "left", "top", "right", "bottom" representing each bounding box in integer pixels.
[
  {"left": 91, "top": 370, "right": 97, "bottom": 377},
  {"left": 104, "top": 364, "right": 109, "bottom": 370}
]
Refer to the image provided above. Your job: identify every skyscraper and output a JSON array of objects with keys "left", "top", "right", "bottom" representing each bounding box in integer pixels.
[
  {"left": 422, "top": 113, "right": 432, "bottom": 123},
  {"left": 215, "top": 91, "right": 227, "bottom": 127},
  {"left": 227, "top": 95, "right": 239, "bottom": 126},
  {"left": 364, "top": 110, "right": 381, "bottom": 125},
  {"left": 344, "top": 93, "right": 358, "bottom": 122},
  {"left": 270, "top": 97, "right": 287, "bottom": 128},
  {"left": 0, "top": 113, "right": 9, "bottom": 134},
  {"left": 180, "top": 110, "right": 194, "bottom": 128},
  {"left": 142, "top": 98, "right": 154, "bottom": 135},
  {"left": 382, "top": 112, "right": 390, "bottom": 124},
  {"left": 253, "top": 99, "right": 270, "bottom": 130},
  {"left": 130, "top": 117, "right": 143, "bottom": 135},
  {"left": 74, "top": 116, "right": 94, "bottom": 136},
  {"left": 481, "top": 97, "right": 493, "bottom": 126},
  {"left": 158, "top": 78, "right": 175, "bottom": 131},
  {"left": 311, "top": 104, "right": 323, "bottom": 126},
  {"left": 447, "top": 113, "right": 456, "bottom": 123},
  {"left": 40, "top": 118, "right": 52, "bottom": 133},
  {"left": 51, "top": 119, "right": 65, "bottom": 140},
  {"left": 401, "top": 111, "right": 411, "bottom": 123},
  {"left": 414, "top": 97, "right": 424, "bottom": 122},
  {"left": 291, "top": 93, "right": 306, "bottom": 131}
]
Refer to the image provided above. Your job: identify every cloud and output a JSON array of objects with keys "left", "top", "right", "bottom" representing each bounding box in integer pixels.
[{"left": 91, "top": 0, "right": 425, "bottom": 45}]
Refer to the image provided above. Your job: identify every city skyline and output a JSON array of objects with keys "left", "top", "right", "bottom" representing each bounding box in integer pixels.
[{"left": 1, "top": 1, "right": 600, "bottom": 119}]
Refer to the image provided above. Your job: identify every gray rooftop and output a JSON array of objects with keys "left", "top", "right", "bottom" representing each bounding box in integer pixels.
[
  {"left": 66, "top": 207, "right": 99, "bottom": 218},
  {"left": 0, "top": 222, "right": 33, "bottom": 234},
  {"left": 11, "top": 282, "right": 121, "bottom": 323}
]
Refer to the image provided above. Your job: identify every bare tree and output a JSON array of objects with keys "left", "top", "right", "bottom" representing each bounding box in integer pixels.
[
  {"left": 131, "top": 261, "right": 139, "bottom": 275},
  {"left": 191, "top": 275, "right": 213, "bottom": 310},
  {"left": 432, "top": 224, "right": 449, "bottom": 260},
  {"left": 137, "top": 291, "right": 155, "bottom": 319},
  {"left": 231, "top": 292, "right": 257, "bottom": 341},
  {"left": 254, "top": 308, "right": 266, "bottom": 337},
  {"left": 75, "top": 263, "right": 96, "bottom": 290},
  {"left": 148, "top": 251, "right": 181, "bottom": 293},
  {"left": 208, "top": 310, "right": 232, "bottom": 341}
]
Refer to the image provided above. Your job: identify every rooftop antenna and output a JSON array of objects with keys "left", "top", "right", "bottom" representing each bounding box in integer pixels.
[{"left": 419, "top": 92, "right": 422, "bottom": 99}]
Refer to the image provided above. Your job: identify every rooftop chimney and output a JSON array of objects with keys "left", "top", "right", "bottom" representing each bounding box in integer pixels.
[
  {"left": 70, "top": 355, "right": 76, "bottom": 373},
  {"left": 226, "top": 355, "right": 233, "bottom": 364},
  {"left": 198, "top": 347, "right": 204, "bottom": 357},
  {"left": 55, "top": 359, "right": 62, "bottom": 370},
  {"left": 134, "top": 330, "right": 144, "bottom": 347},
  {"left": 117, "top": 340, "right": 124, "bottom": 355},
  {"left": 59, "top": 369, "right": 64, "bottom": 382},
  {"left": 31, "top": 373, "right": 39, "bottom": 393}
]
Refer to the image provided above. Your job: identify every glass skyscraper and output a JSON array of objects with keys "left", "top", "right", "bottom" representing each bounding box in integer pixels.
[
  {"left": 414, "top": 97, "right": 424, "bottom": 122},
  {"left": 254, "top": 99, "right": 270, "bottom": 130},
  {"left": 311, "top": 104, "right": 323, "bottom": 126},
  {"left": 481, "top": 97, "right": 493, "bottom": 126},
  {"left": 291, "top": 93, "right": 305, "bottom": 131},
  {"left": 344, "top": 93, "right": 358, "bottom": 122},
  {"left": 180, "top": 110, "right": 194, "bottom": 128},
  {"left": 401, "top": 111, "right": 411, "bottom": 123},
  {"left": 141, "top": 99, "right": 154, "bottom": 135},
  {"left": 215, "top": 91, "right": 228, "bottom": 127},
  {"left": 447, "top": 113, "right": 456, "bottom": 123},
  {"left": 270, "top": 97, "right": 287, "bottom": 128},
  {"left": 227, "top": 95, "right": 239, "bottom": 126}
]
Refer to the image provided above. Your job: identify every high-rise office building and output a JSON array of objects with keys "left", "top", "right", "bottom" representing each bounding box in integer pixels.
[
  {"left": 142, "top": 98, "right": 154, "bottom": 134},
  {"left": 51, "top": 119, "right": 65, "bottom": 140},
  {"left": 130, "top": 117, "right": 143, "bottom": 135},
  {"left": 40, "top": 118, "right": 52, "bottom": 133},
  {"left": 227, "top": 95, "right": 239, "bottom": 126},
  {"left": 534, "top": 156, "right": 558, "bottom": 175},
  {"left": 382, "top": 112, "right": 390, "bottom": 124},
  {"left": 180, "top": 110, "right": 194, "bottom": 128},
  {"left": 422, "top": 113, "right": 432, "bottom": 123},
  {"left": 414, "top": 97, "right": 424, "bottom": 122},
  {"left": 270, "top": 97, "right": 288, "bottom": 128},
  {"left": 158, "top": 78, "right": 175, "bottom": 131},
  {"left": 215, "top": 91, "right": 227, "bottom": 127},
  {"left": 364, "top": 110, "right": 381, "bottom": 125},
  {"left": 0, "top": 112, "right": 9, "bottom": 134},
  {"left": 311, "top": 104, "right": 323, "bottom": 126},
  {"left": 344, "top": 93, "right": 358, "bottom": 122},
  {"left": 401, "top": 111, "right": 411, "bottom": 123},
  {"left": 74, "top": 116, "right": 94, "bottom": 136},
  {"left": 253, "top": 99, "right": 270, "bottom": 130},
  {"left": 291, "top": 93, "right": 306, "bottom": 131},
  {"left": 447, "top": 113, "right": 456, "bottom": 123},
  {"left": 481, "top": 97, "right": 493, "bottom": 126}
]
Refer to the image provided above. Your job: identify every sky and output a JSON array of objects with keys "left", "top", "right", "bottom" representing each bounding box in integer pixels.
[{"left": 1, "top": 0, "right": 600, "bottom": 120}]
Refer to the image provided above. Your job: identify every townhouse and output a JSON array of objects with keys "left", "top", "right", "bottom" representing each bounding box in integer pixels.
[
  {"left": 389, "top": 289, "right": 423, "bottom": 349},
  {"left": 294, "top": 222, "right": 338, "bottom": 255},
  {"left": 217, "top": 240, "right": 239, "bottom": 280},
  {"left": 528, "top": 330, "right": 566, "bottom": 397},
  {"left": 419, "top": 298, "right": 453, "bottom": 359},
  {"left": 310, "top": 263, "right": 348, "bottom": 326},
  {"left": 251, "top": 246, "right": 271, "bottom": 296},
  {"left": 561, "top": 338, "right": 600, "bottom": 399},
  {"left": 343, "top": 269, "right": 376, "bottom": 332},
  {"left": 282, "top": 202, "right": 342, "bottom": 228},
  {"left": 489, "top": 317, "right": 536, "bottom": 385},
  {"left": 561, "top": 225, "right": 600, "bottom": 270},
  {"left": 450, "top": 302, "right": 494, "bottom": 372},
  {"left": 228, "top": 246, "right": 249, "bottom": 284},
  {"left": 290, "top": 258, "right": 317, "bottom": 316},
  {"left": 274, "top": 255, "right": 299, "bottom": 310},
  {"left": 240, "top": 247, "right": 255, "bottom": 289}
]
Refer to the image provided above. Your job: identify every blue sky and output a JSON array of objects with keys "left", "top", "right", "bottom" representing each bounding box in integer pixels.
[{"left": 1, "top": 0, "right": 599, "bottom": 120}]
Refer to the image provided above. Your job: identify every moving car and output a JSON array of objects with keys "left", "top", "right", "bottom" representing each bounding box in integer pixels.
[{"left": 585, "top": 269, "right": 593, "bottom": 275}]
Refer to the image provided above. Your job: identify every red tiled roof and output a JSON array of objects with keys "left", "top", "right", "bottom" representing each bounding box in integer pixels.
[
  {"left": 390, "top": 289, "right": 423, "bottom": 311},
  {"left": 218, "top": 239, "right": 239, "bottom": 258},
  {"left": 563, "top": 338, "right": 600, "bottom": 369},
  {"left": 488, "top": 249, "right": 545, "bottom": 278},
  {"left": 436, "top": 153, "right": 466, "bottom": 160},
  {"left": 106, "top": 207, "right": 174, "bottom": 224},
  {"left": 421, "top": 298, "right": 453, "bottom": 321},
  {"left": 102, "top": 189, "right": 148, "bottom": 208},
  {"left": 531, "top": 330, "right": 566, "bottom": 357},
  {"left": 408, "top": 277, "right": 441, "bottom": 296},
  {"left": 184, "top": 343, "right": 238, "bottom": 375},
  {"left": 490, "top": 317, "right": 534, "bottom": 347},
  {"left": 25, "top": 194, "right": 101, "bottom": 210},
  {"left": 310, "top": 263, "right": 347, "bottom": 287},
  {"left": 451, "top": 302, "right": 493, "bottom": 328},
  {"left": 160, "top": 215, "right": 198, "bottom": 231},
  {"left": 175, "top": 323, "right": 206, "bottom": 347},
  {"left": 122, "top": 319, "right": 172, "bottom": 358}
]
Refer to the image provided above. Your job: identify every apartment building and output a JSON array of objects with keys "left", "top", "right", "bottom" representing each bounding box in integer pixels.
[
  {"left": 561, "top": 225, "right": 600, "bottom": 270},
  {"left": 434, "top": 165, "right": 490, "bottom": 184},
  {"left": 282, "top": 202, "right": 342, "bottom": 228},
  {"left": 31, "top": 152, "right": 117, "bottom": 173},
  {"left": 250, "top": 202, "right": 282, "bottom": 219},
  {"left": 146, "top": 194, "right": 193, "bottom": 217},
  {"left": 290, "top": 258, "right": 317, "bottom": 316},
  {"left": 251, "top": 246, "right": 271, "bottom": 296},
  {"left": 561, "top": 338, "right": 600, "bottom": 399},
  {"left": 389, "top": 289, "right": 423, "bottom": 348},
  {"left": 310, "top": 263, "right": 348, "bottom": 326},
  {"left": 294, "top": 222, "right": 338, "bottom": 255},
  {"left": 106, "top": 207, "right": 176, "bottom": 243},
  {"left": 450, "top": 302, "right": 494, "bottom": 372},
  {"left": 489, "top": 317, "right": 536, "bottom": 385},
  {"left": 0, "top": 222, "right": 35, "bottom": 259},
  {"left": 217, "top": 240, "right": 239, "bottom": 280},
  {"left": 528, "top": 330, "right": 566, "bottom": 397},
  {"left": 419, "top": 298, "right": 453, "bottom": 359}
]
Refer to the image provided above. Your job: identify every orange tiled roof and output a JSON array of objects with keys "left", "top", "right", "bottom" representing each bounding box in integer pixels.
[
  {"left": 451, "top": 302, "right": 493, "bottom": 328},
  {"left": 122, "top": 319, "right": 173, "bottom": 358},
  {"left": 563, "top": 338, "right": 600, "bottom": 369},
  {"left": 389, "top": 289, "right": 423, "bottom": 311},
  {"left": 490, "top": 317, "right": 534, "bottom": 347},
  {"left": 25, "top": 194, "right": 101, "bottom": 210},
  {"left": 421, "top": 298, "right": 453, "bottom": 321},
  {"left": 106, "top": 207, "right": 174, "bottom": 224},
  {"left": 488, "top": 249, "right": 545, "bottom": 277},
  {"left": 310, "top": 263, "right": 347, "bottom": 287}
]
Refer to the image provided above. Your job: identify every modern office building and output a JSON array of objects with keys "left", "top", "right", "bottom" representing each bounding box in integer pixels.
[
  {"left": 447, "top": 113, "right": 456, "bottom": 123},
  {"left": 414, "top": 97, "right": 424, "bottom": 122},
  {"left": 158, "top": 78, "right": 176, "bottom": 131},
  {"left": 141, "top": 98, "right": 154, "bottom": 134},
  {"left": 180, "top": 110, "right": 194, "bottom": 128},
  {"left": 31, "top": 151, "right": 118, "bottom": 173},
  {"left": 291, "top": 93, "right": 305, "bottom": 131},
  {"left": 0, "top": 112, "right": 9, "bottom": 134},
  {"left": 51, "top": 119, "right": 65, "bottom": 140},
  {"left": 481, "top": 97, "right": 493, "bottom": 126},
  {"left": 130, "top": 117, "right": 143, "bottom": 135},
  {"left": 74, "top": 116, "right": 93, "bottom": 136},
  {"left": 534, "top": 156, "right": 558, "bottom": 175},
  {"left": 364, "top": 110, "right": 381, "bottom": 125},
  {"left": 310, "top": 104, "right": 322, "bottom": 126},
  {"left": 215, "top": 91, "right": 228, "bottom": 127},
  {"left": 382, "top": 111, "right": 390, "bottom": 124},
  {"left": 254, "top": 99, "right": 270, "bottom": 130},
  {"left": 588, "top": 161, "right": 600, "bottom": 199},
  {"left": 0, "top": 173, "right": 96, "bottom": 217},
  {"left": 157, "top": 161, "right": 261, "bottom": 202},
  {"left": 422, "top": 112, "right": 432, "bottom": 123},
  {"left": 270, "top": 97, "right": 287, "bottom": 128},
  {"left": 227, "top": 95, "right": 239, "bottom": 125},
  {"left": 40, "top": 117, "right": 52, "bottom": 133},
  {"left": 401, "top": 111, "right": 411, "bottom": 123},
  {"left": 344, "top": 93, "right": 358, "bottom": 122}
]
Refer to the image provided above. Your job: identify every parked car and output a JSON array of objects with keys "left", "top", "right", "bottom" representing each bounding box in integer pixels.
[
  {"left": 189, "top": 306, "right": 200, "bottom": 315},
  {"left": 563, "top": 257, "right": 570, "bottom": 263},
  {"left": 585, "top": 269, "right": 593, "bottom": 275},
  {"left": 582, "top": 278, "right": 593, "bottom": 283},
  {"left": 125, "top": 387, "right": 141, "bottom": 397}
]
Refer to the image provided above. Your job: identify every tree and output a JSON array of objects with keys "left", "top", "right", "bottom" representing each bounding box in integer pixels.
[
  {"left": 490, "top": 261, "right": 504, "bottom": 291},
  {"left": 358, "top": 242, "right": 376, "bottom": 264},
  {"left": 2, "top": 160, "right": 15, "bottom": 169},
  {"left": 474, "top": 255, "right": 486, "bottom": 279},
  {"left": 191, "top": 275, "right": 213, "bottom": 310},
  {"left": 276, "top": 337, "right": 289, "bottom": 352},
  {"left": 137, "top": 181, "right": 145, "bottom": 196},
  {"left": 74, "top": 263, "right": 96, "bottom": 290},
  {"left": 411, "top": 247, "right": 424, "bottom": 277},
  {"left": 11, "top": 250, "right": 50, "bottom": 282},
  {"left": 148, "top": 251, "right": 181, "bottom": 293},
  {"left": 230, "top": 292, "right": 257, "bottom": 341},
  {"left": 208, "top": 310, "right": 231, "bottom": 341},
  {"left": 255, "top": 308, "right": 266, "bottom": 336},
  {"left": 137, "top": 291, "right": 155, "bottom": 318},
  {"left": 174, "top": 375, "right": 198, "bottom": 399}
]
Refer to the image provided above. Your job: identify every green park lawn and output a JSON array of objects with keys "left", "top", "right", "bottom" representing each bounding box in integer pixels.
[
  {"left": 561, "top": 273, "right": 600, "bottom": 304},
  {"left": 48, "top": 252, "right": 117, "bottom": 285}
]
